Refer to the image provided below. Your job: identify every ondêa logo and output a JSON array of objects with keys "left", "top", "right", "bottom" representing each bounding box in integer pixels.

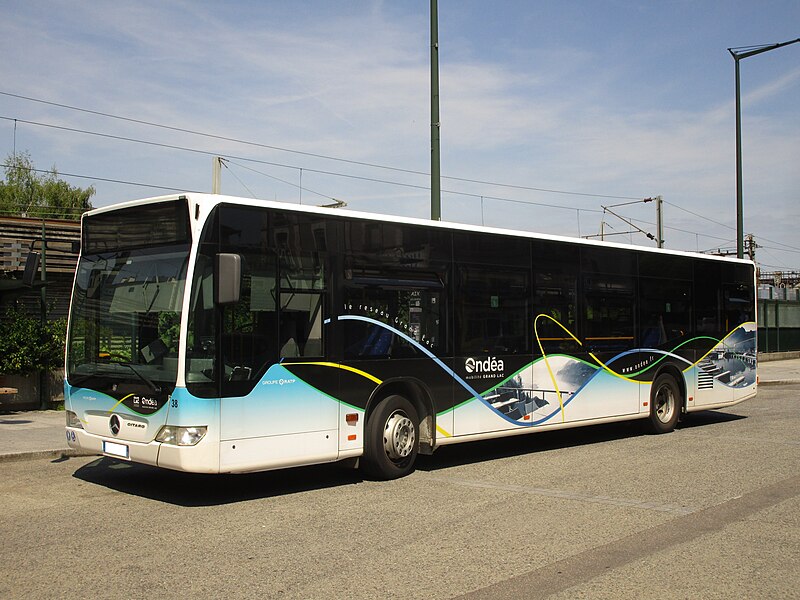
[{"left": 465, "top": 356, "right": 505, "bottom": 374}]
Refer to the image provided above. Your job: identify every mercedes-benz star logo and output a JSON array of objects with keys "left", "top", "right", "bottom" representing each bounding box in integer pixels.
[{"left": 109, "top": 415, "right": 121, "bottom": 436}]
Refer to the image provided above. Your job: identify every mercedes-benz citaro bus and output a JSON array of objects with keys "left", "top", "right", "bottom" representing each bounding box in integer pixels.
[{"left": 64, "top": 193, "right": 757, "bottom": 479}]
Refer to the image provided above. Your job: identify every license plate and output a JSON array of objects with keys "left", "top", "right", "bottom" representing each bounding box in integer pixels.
[{"left": 103, "top": 440, "right": 129, "bottom": 459}]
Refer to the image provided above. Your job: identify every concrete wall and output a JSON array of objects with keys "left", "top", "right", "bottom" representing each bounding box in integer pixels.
[{"left": 0, "top": 370, "right": 64, "bottom": 412}]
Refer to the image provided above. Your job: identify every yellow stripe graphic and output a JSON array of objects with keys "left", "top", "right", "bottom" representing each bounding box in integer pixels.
[
  {"left": 106, "top": 393, "right": 134, "bottom": 414},
  {"left": 533, "top": 314, "right": 641, "bottom": 422},
  {"left": 281, "top": 361, "right": 383, "bottom": 385},
  {"left": 534, "top": 314, "right": 581, "bottom": 422},
  {"left": 532, "top": 315, "right": 754, "bottom": 422}
]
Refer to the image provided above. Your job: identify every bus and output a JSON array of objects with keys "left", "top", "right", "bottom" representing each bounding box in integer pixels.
[{"left": 64, "top": 193, "right": 757, "bottom": 479}]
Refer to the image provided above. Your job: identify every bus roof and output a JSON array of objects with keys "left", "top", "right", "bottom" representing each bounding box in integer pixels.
[{"left": 85, "top": 192, "right": 754, "bottom": 267}]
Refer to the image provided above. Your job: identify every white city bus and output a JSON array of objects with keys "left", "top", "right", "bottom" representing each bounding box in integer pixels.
[{"left": 65, "top": 193, "right": 757, "bottom": 479}]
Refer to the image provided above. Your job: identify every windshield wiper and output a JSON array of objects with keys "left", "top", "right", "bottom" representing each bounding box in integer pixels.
[
  {"left": 115, "top": 362, "right": 162, "bottom": 393},
  {"left": 142, "top": 275, "right": 161, "bottom": 314}
]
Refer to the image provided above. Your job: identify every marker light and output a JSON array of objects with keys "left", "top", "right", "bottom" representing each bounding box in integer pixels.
[
  {"left": 156, "top": 425, "right": 207, "bottom": 446},
  {"left": 66, "top": 411, "right": 84, "bottom": 429}
]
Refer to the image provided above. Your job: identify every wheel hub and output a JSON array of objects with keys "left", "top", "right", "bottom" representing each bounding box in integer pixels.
[
  {"left": 654, "top": 386, "right": 675, "bottom": 423},
  {"left": 383, "top": 411, "right": 415, "bottom": 460}
]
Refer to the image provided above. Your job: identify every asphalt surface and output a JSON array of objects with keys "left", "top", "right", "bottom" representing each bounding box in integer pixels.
[
  {"left": 0, "top": 358, "right": 798, "bottom": 462},
  {"left": 1, "top": 374, "right": 798, "bottom": 599}
]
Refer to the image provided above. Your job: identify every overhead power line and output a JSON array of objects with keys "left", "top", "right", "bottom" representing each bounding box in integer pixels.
[
  {"left": 623, "top": 214, "right": 741, "bottom": 244},
  {"left": 218, "top": 159, "right": 257, "bottom": 199},
  {"left": 0, "top": 114, "right": 608, "bottom": 215},
  {"left": 662, "top": 199, "right": 735, "bottom": 231},
  {"left": 663, "top": 199, "right": 800, "bottom": 254},
  {"left": 0, "top": 89, "right": 644, "bottom": 201},
  {"left": 0, "top": 162, "right": 199, "bottom": 196},
  {"left": 4, "top": 159, "right": 795, "bottom": 255},
  {"left": 224, "top": 159, "right": 336, "bottom": 202},
  {"left": 2, "top": 95, "right": 797, "bottom": 257}
]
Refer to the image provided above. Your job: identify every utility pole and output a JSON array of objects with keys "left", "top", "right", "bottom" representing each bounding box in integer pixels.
[
  {"left": 655, "top": 195, "right": 664, "bottom": 248},
  {"left": 745, "top": 233, "right": 757, "bottom": 261},
  {"left": 39, "top": 220, "right": 47, "bottom": 409},
  {"left": 729, "top": 38, "right": 800, "bottom": 258},
  {"left": 430, "top": 0, "right": 442, "bottom": 221},
  {"left": 212, "top": 156, "right": 223, "bottom": 194}
]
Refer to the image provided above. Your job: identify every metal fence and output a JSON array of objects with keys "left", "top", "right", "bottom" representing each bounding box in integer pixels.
[{"left": 758, "top": 299, "right": 800, "bottom": 353}]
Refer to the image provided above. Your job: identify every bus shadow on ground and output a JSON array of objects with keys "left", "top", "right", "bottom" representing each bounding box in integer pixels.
[
  {"left": 416, "top": 420, "right": 643, "bottom": 472},
  {"left": 72, "top": 456, "right": 364, "bottom": 507},
  {"left": 416, "top": 410, "right": 747, "bottom": 471},
  {"left": 677, "top": 410, "right": 746, "bottom": 429},
  {"left": 71, "top": 410, "right": 746, "bottom": 506}
]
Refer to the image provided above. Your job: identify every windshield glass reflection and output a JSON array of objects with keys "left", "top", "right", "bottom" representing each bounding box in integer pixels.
[{"left": 67, "top": 245, "right": 190, "bottom": 387}]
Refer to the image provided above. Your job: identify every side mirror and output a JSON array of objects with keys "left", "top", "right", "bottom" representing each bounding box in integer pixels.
[
  {"left": 215, "top": 253, "right": 241, "bottom": 305},
  {"left": 22, "top": 252, "right": 40, "bottom": 287}
]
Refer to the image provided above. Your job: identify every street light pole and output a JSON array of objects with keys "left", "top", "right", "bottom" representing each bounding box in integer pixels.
[
  {"left": 430, "top": 0, "right": 441, "bottom": 221},
  {"left": 728, "top": 38, "right": 800, "bottom": 259}
]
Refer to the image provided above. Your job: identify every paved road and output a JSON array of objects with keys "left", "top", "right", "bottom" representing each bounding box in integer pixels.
[{"left": 1, "top": 385, "right": 798, "bottom": 599}]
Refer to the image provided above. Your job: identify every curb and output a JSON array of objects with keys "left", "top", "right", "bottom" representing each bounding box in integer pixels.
[
  {"left": 759, "top": 380, "right": 800, "bottom": 387},
  {"left": 0, "top": 449, "right": 97, "bottom": 463}
]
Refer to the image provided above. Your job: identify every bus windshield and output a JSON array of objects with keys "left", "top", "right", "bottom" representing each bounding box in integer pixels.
[
  {"left": 66, "top": 199, "right": 192, "bottom": 391},
  {"left": 67, "top": 245, "right": 190, "bottom": 389}
]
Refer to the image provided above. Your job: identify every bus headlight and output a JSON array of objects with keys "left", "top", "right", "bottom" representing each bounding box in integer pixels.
[
  {"left": 66, "top": 411, "right": 83, "bottom": 429},
  {"left": 155, "top": 425, "right": 207, "bottom": 446}
]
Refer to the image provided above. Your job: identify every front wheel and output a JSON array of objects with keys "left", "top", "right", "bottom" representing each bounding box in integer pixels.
[
  {"left": 362, "top": 395, "right": 419, "bottom": 480},
  {"left": 647, "top": 373, "right": 682, "bottom": 434}
]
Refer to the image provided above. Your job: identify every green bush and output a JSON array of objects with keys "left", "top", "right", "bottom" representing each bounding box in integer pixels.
[{"left": 0, "top": 304, "right": 66, "bottom": 375}]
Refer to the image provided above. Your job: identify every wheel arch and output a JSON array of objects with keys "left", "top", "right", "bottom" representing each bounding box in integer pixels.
[
  {"left": 652, "top": 363, "right": 687, "bottom": 414},
  {"left": 366, "top": 378, "right": 436, "bottom": 455}
]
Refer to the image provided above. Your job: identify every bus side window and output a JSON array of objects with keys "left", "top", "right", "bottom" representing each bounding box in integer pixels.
[
  {"left": 533, "top": 268, "right": 579, "bottom": 355},
  {"left": 455, "top": 266, "right": 529, "bottom": 355},
  {"left": 342, "top": 286, "right": 442, "bottom": 359},
  {"left": 274, "top": 211, "right": 328, "bottom": 359},
  {"left": 279, "top": 290, "right": 325, "bottom": 358},
  {"left": 639, "top": 279, "right": 691, "bottom": 348},
  {"left": 694, "top": 260, "right": 722, "bottom": 334},
  {"left": 582, "top": 275, "right": 635, "bottom": 353}
]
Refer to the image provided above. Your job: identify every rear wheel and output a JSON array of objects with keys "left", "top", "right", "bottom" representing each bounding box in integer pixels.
[
  {"left": 648, "top": 373, "right": 681, "bottom": 434},
  {"left": 362, "top": 395, "right": 419, "bottom": 480}
]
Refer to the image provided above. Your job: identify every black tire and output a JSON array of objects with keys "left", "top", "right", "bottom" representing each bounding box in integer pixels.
[
  {"left": 362, "top": 395, "right": 419, "bottom": 480},
  {"left": 647, "top": 373, "right": 682, "bottom": 434}
]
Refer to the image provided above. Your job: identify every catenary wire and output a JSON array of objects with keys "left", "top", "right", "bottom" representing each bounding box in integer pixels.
[
  {"left": 224, "top": 159, "right": 337, "bottom": 202},
  {"left": 662, "top": 199, "right": 735, "bottom": 231},
  {"left": 0, "top": 115, "right": 608, "bottom": 215},
  {"left": 5, "top": 90, "right": 797, "bottom": 251},
  {"left": 4, "top": 112, "right": 798, "bottom": 256},
  {"left": 4, "top": 161, "right": 797, "bottom": 260},
  {"left": 0, "top": 163, "right": 200, "bottom": 196},
  {"left": 218, "top": 159, "right": 257, "bottom": 199},
  {"left": 0, "top": 90, "right": 644, "bottom": 201}
]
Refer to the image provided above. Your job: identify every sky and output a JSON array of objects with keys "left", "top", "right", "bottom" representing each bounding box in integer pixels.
[{"left": 1, "top": 1, "right": 798, "bottom": 272}]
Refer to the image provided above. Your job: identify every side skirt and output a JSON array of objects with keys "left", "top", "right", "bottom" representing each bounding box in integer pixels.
[{"left": 434, "top": 412, "right": 648, "bottom": 449}]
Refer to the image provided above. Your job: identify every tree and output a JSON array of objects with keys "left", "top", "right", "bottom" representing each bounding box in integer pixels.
[
  {"left": 0, "top": 151, "right": 95, "bottom": 220},
  {"left": 0, "top": 303, "right": 66, "bottom": 375}
]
